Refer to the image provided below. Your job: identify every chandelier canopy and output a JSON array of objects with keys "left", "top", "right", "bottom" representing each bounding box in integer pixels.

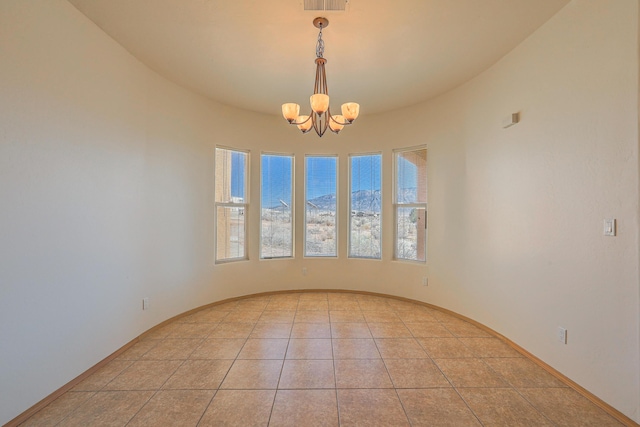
[{"left": 282, "top": 17, "right": 360, "bottom": 137}]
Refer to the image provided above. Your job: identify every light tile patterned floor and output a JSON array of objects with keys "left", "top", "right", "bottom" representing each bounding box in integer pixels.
[{"left": 20, "top": 292, "right": 624, "bottom": 426}]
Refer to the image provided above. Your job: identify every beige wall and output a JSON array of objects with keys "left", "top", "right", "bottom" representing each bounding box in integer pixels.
[
  {"left": 357, "top": 0, "right": 639, "bottom": 419},
  {"left": 0, "top": 0, "right": 638, "bottom": 424},
  {"left": 0, "top": 0, "right": 263, "bottom": 422}
]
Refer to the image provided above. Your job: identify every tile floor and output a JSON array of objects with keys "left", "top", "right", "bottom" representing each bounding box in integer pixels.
[{"left": 20, "top": 292, "right": 624, "bottom": 426}]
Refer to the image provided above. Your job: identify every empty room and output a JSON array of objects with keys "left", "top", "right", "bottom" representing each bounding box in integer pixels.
[{"left": 1, "top": 0, "right": 639, "bottom": 425}]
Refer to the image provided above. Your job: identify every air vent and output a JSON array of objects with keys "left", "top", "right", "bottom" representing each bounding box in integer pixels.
[{"left": 304, "top": 0, "right": 348, "bottom": 11}]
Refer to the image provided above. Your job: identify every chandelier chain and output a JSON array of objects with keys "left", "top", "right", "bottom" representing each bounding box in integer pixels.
[{"left": 316, "top": 26, "right": 325, "bottom": 58}]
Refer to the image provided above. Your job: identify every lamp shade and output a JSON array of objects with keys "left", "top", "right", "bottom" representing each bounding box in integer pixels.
[
  {"left": 282, "top": 103, "right": 300, "bottom": 122},
  {"left": 296, "top": 116, "right": 313, "bottom": 133},
  {"left": 329, "top": 115, "right": 345, "bottom": 133},
  {"left": 310, "top": 94, "right": 330, "bottom": 115},
  {"left": 341, "top": 102, "right": 360, "bottom": 122}
]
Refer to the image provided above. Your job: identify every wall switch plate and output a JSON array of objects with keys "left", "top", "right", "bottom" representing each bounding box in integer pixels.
[
  {"left": 143, "top": 297, "right": 150, "bottom": 310},
  {"left": 604, "top": 219, "right": 616, "bottom": 236},
  {"left": 302, "top": 267, "right": 307, "bottom": 276},
  {"left": 557, "top": 327, "right": 567, "bottom": 344},
  {"left": 422, "top": 277, "right": 428, "bottom": 286}
]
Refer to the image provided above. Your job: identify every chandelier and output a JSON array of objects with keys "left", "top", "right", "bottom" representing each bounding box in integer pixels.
[{"left": 281, "top": 17, "right": 360, "bottom": 137}]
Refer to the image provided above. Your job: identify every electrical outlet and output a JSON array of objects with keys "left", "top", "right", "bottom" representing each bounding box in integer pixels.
[
  {"left": 143, "top": 297, "right": 150, "bottom": 310},
  {"left": 422, "top": 277, "right": 428, "bottom": 286},
  {"left": 557, "top": 327, "right": 567, "bottom": 344},
  {"left": 302, "top": 267, "right": 307, "bottom": 276}
]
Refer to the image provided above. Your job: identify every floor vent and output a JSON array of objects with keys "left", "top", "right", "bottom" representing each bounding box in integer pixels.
[{"left": 304, "top": 0, "right": 348, "bottom": 11}]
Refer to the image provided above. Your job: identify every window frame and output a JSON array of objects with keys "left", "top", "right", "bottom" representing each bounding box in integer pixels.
[
  {"left": 348, "top": 152, "right": 383, "bottom": 260},
  {"left": 304, "top": 154, "right": 339, "bottom": 258},
  {"left": 259, "top": 152, "right": 295, "bottom": 260},
  {"left": 393, "top": 145, "right": 427, "bottom": 263},
  {"left": 214, "top": 146, "right": 250, "bottom": 263}
]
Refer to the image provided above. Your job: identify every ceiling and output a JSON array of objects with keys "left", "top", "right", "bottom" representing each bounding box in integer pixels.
[{"left": 67, "top": 0, "right": 570, "bottom": 116}]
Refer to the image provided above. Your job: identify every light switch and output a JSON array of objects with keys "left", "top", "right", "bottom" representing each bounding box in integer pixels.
[{"left": 604, "top": 219, "right": 616, "bottom": 236}]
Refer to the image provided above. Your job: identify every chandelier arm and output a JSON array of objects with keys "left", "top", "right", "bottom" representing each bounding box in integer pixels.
[
  {"left": 289, "top": 115, "right": 312, "bottom": 126},
  {"left": 314, "top": 58, "right": 327, "bottom": 95},
  {"left": 326, "top": 108, "right": 341, "bottom": 134},
  {"left": 312, "top": 112, "right": 329, "bottom": 137},
  {"left": 312, "top": 112, "right": 320, "bottom": 137},
  {"left": 310, "top": 112, "right": 317, "bottom": 135},
  {"left": 321, "top": 113, "right": 328, "bottom": 136},
  {"left": 314, "top": 63, "right": 321, "bottom": 94},
  {"left": 327, "top": 109, "right": 338, "bottom": 134},
  {"left": 321, "top": 62, "right": 328, "bottom": 95},
  {"left": 317, "top": 113, "right": 325, "bottom": 137},
  {"left": 327, "top": 112, "right": 352, "bottom": 126}
]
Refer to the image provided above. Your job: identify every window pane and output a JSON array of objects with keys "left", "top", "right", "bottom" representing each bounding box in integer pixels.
[
  {"left": 350, "top": 154, "right": 382, "bottom": 259},
  {"left": 261, "top": 154, "right": 293, "bottom": 259},
  {"left": 305, "top": 156, "right": 337, "bottom": 257},
  {"left": 396, "top": 207, "right": 426, "bottom": 262},
  {"left": 215, "top": 148, "right": 247, "bottom": 203},
  {"left": 216, "top": 206, "right": 245, "bottom": 260},
  {"left": 395, "top": 147, "right": 427, "bottom": 262},
  {"left": 396, "top": 148, "right": 427, "bottom": 204},
  {"left": 216, "top": 147, "right": 248, "bottom": 262}
]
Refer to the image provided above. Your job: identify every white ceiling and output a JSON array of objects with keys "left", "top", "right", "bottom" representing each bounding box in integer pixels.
[{"left": 68, "top": 0, "right": 570, "bottom": 116}]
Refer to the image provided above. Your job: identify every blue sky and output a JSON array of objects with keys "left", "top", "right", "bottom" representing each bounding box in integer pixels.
[
  {"left": 305, "top": 156, "right": 338, "bottom": 201},
  {"left": 230, "top": 152, "right": 246, "bottom": 199},
  {"left": 351, "top": 155, "right": 382, "bottom": 196},
  {"left": 262, "top": 154, "right": 293, "bottom": 207},
  {"left": 396, "top": 155, "right": 419, "bottom": 200},
  {"left": 231, "top": 153, "right": 417, "bottom": 206}
]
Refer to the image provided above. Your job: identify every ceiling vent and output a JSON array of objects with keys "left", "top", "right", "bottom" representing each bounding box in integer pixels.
[{"left": 304, "top": 0, "right": 348, "bottom": 11}]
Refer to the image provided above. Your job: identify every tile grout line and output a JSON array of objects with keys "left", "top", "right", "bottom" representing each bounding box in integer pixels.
[
  {"left": 419, "top": 315, "right": 555, "bottom": 426},
  {"left": 266, "top": 296, "right": 296, "bottom": 426},
  {"left": 194, "top": 389, "right": 218, "bottom": 427},
  {"left": 479, "top": 355, "right": 559, "bottom": 426},
  {"left": 368, "top": 301, "right": 414, "bottom": 426},
  {"left": 50, "top": 391, "right": 98, "bottom": 427},
  {"left": 426, "top": 316, "right": 489, "bottom": 425},
  {"left": 330, "top": 313, "right": 342, "bottom": 427},
  {"left": 73, "top": 333, "right": 183, "bottom": 426},
  {"left": 124, "top": 330, "right": 206, "bottom": 426}
]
